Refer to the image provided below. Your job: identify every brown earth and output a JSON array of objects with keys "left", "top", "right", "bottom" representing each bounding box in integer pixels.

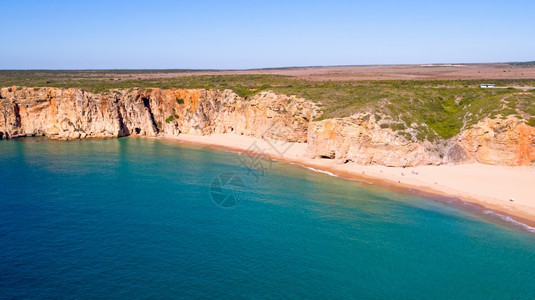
[{"left": 71, "top": 63, "right": 535, "bottom": 81}]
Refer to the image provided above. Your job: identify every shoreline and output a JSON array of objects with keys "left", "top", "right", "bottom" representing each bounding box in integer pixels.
[{"left": 158, "top": 133, "right": 535, "bottom": 232}]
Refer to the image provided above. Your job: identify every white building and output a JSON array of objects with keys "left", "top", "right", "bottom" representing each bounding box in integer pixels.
[{"left": 480, "top": 84, "right": 496, "bottom": 88}]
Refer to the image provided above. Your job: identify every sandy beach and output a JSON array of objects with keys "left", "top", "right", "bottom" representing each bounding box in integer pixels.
[{"left": 161, "top": 133, "right": 535, "bottom": 231}]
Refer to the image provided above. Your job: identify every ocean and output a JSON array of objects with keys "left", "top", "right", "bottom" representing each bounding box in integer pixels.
[{"left": 0, "top": 137, "right": 534, "bottom": 299}]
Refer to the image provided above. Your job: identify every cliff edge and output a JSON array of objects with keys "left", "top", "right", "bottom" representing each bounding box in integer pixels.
[{"left": 1, "top": 86, "right": 533, "bottom": 166}]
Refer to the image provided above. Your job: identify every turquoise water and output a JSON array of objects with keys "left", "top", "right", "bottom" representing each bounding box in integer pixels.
[{"left": 0, "top": 138, "right": 534, "bottom": 299}]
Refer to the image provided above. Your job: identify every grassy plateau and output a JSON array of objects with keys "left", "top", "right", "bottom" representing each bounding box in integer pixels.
[{"left": 1, "top": 70, "right": 534, "bottom": 142}]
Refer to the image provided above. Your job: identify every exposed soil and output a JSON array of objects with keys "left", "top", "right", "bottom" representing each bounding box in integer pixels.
[{"left": 87, "top": 63, "right": 535, "bottom": 81}]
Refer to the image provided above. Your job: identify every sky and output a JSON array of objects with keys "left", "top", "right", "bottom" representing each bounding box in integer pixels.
[{"left": 1, "top": 0, "right": 534, "bottom": 69}]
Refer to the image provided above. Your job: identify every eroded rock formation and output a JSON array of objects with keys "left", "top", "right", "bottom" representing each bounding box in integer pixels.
[
  {"left": 305, "top": 117, "right": 431, "bottom": 166},
  {"left": 1, "top": 86, "right": 534, "bottom": 166},
  {"left": 305, "top": 116, "right": 535, "bottom": 166},
  {"left": 453, "top": 118, "right": 535, "bottom": 166},
  {"left": 0, "top": 87, "right": 319, "bottom": 142}
]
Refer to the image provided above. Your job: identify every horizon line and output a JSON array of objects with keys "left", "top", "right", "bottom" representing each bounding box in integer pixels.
[{"left": 1, "top": 60, "right": 534, "bottom": 72}]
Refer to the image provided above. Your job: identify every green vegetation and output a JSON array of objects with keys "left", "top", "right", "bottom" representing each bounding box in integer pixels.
[
  {"left": 0, "top": 71, "right": 286, "bottom": 96},
  {"left": 165, "top": 115, "right": 180, "bottom": 123},
  {"left": 509, "top": 61, "right": 535, "bottom": 67},
  {"left": 1, "top": 70, "right": 534, "bottom": 141},
  {"left": 273, "top": 79, "right": 535, "bottom": 140},
  {"left": 390, "top": 123, "right": 406, "bottom": 131}
]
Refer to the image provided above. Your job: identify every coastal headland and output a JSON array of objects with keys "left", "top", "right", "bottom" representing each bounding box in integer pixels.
[{"left": 1, "top": 64, "right": 534, "bottom": 229}]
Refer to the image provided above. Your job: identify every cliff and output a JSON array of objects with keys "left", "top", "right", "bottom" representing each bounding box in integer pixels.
[
  {"left": 1, "top": 86, "right": 534, "bottom": 166},
  {"left": 305, "top": 117, "right": 432, "bottom": 166},
  {"left": 305, "top": 116, "right": 535, "bottom": 166},
  {"left": 454, "top": 118, "right": 535, "bottom": 165},
  {"left": 0, "top": 87, "right": 319, "bottom": 142}
]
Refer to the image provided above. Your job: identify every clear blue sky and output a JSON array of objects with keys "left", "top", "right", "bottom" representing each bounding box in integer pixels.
[{"left": 1, "top": 0, "right": 534, "bottom": 69}]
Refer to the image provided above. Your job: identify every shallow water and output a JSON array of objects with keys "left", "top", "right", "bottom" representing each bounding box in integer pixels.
[{"left": 0, "top": 138, "right": 534, "bottom": 299}]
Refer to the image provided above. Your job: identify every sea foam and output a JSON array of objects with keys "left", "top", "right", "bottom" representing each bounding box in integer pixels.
[{"left": 483, "top": 210, "right": 535, "bottom": 233}]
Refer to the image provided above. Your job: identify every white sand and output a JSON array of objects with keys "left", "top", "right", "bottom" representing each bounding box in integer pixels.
[{"left": 161, "top": 133, "right": 535, "bottom": 227}]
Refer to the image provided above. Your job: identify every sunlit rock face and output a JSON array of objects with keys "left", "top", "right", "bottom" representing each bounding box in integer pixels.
[
  {"left": 0, "top": 87, "right": 320, "bottom": 142},
  {"left": 305, "top": 117, "right": 430, "bottom": 167},
  {"left": 453, "top": 118, "right": 535, "bottom": 166},
  {"left": 1, "top": 86, "right": 533, "bottom": 166}
]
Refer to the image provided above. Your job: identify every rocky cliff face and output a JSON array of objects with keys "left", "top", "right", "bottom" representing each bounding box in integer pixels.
[
  {"left": 305, "top": 115, "right": 535, "bottom": 166},
  {"left": 305, "top": 117, "right": 432, "bottom": 166},
  {"left": 0, "top": 87, "right": 320, "bottom": 142},
  {"left": 1, "top": 86, "right": 534, "bottom": 166},
  {"left": 452, "top": 118, "right": 535, "bottom": 166}
]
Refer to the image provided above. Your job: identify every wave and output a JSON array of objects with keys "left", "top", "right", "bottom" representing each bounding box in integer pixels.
[
  {"left": 287, "top": 162, "right": 377, "bottom": 184},
  {"left": 483, "top": 210, "right": 535, "bottom": 233},
  {"left": 241, "top": 151, "right": 533, "bottom": 234},
  {"left": 305, "top": 166, "right": 339, "bottom": 177}
]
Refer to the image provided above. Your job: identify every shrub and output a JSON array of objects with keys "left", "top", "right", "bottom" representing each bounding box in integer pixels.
[
  {"left": 390, "top": 123, "right": 406, "bottom": 131},
  {"left": 165, "top": 115, "right": 180, "bottom": 123}
]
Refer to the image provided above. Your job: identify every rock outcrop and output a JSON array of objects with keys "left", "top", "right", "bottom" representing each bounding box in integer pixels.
[
  {"left": 1, "top": 86, "right": 534, "bottom": 166},
  {"left": 305, "top": 117, "right": 431, "bottom": 167},
  {"left": 0, "top": 87, "right": 320, "bottom": 142},
  {"left": 305, "top": 116, "right": 535, "bottom": 166},
  {"left": 452, "top": 118, "right": 535, "bottom": 166}
]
